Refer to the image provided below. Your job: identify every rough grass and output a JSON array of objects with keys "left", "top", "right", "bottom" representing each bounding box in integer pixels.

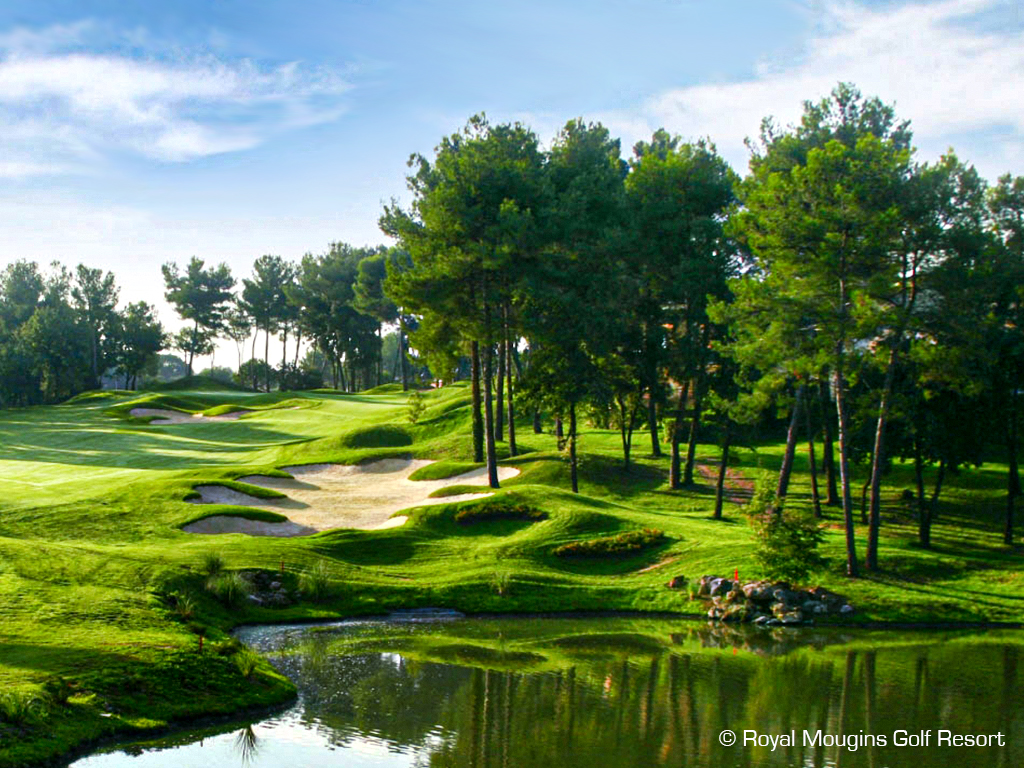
[{"left": 0, "top": 382, "right": 1022, "bottom": 766}]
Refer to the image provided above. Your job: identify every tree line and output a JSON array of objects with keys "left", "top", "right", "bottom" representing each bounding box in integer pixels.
[
  {"left": 159, "top": 242, "right": 415, "bottom": 393},
  {"left": 378, "top": 84, "right": 1024, "bottom": 575},
  {"left": 2, "top": 83, "right": 1020, "bottom": 578},
  {"left": 0, "top": 261, "right": 164, "bottom": 405}
]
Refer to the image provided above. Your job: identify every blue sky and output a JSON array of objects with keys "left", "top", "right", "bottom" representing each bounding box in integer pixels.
[{"left": 0, "top": 0, "right": 1022, "bottom": 365}]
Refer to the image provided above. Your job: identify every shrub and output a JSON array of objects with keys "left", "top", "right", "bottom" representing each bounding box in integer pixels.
[
  {"left": 298, "top": 560, "right": 333, "bottom": 603},
  {"left": 745, "top": 472, "right": 827, "bottom": 583},
  {"left": 407, "top": 390, "right": 426, "bottom": 423},
  {"left": 201, "top": 552, "right": 225, "bottom": 577},
  {"left": 206, "top": 572, "right": 250, "bottom": 607},
  {"left": 0, "top": 691, "right": 49, "bottom": 726},
  {"left": 454, "top": 499, "right": 546, "bottom": 525},
  {"left": 554, "top": 528, "right": 665, "bottom": 558}
]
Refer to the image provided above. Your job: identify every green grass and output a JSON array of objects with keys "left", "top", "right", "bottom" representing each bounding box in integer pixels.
[{"left": 0, "top": 381, "right": 1021, "bottom": 766}]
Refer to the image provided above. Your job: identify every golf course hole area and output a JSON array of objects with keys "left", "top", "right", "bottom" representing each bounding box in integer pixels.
[
  {"left": 130, "top": 407, "right": 248, "bottom": 424},
  {"left": 182, "top": 458, "right": 521, "bottom": 536}
]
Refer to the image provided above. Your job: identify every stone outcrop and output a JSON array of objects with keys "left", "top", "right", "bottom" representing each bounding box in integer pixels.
[{"left": 695, "top": 575, "right": 854, "bottom": 626}]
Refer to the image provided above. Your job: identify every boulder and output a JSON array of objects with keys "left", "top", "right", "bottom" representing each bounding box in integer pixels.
[
  {"left": 697, "top": 575, "right": 716, "bottom": 597},
  {"left": 666, "top": 575, "right": 688, "bottom": 589},
  {"left": 709, "top": 578, "right": 733, "bottom": 598}
]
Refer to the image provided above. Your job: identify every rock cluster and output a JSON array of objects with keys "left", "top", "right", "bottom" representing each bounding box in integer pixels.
[
  {"left": 696, "top": 575, "right": 854, "bottom": 626},
  {"left": 241, "top": 569, "right": 295, "bottom": 608}
]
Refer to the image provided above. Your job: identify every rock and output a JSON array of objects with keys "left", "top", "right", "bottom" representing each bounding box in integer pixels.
[
  {"left": 725, "top": 589, "right": 744, "bottom": 604},
  {"left": 801, "top": 600, "right": 824, "bottom": 614},
  {"left": 269, "top": 581, "right": 281, "bottom": 590},
  {"left": 247, "top": 594, "right": 264, "bottom": 606},
  {"left": 709, "top": 578, "right": 733, "bottom": 598},
  {"left": 742, "top": 581, "right": 774, "bottom": 602},
  {"left": 753, "top": 614, "right": 771, "bottom": 625},
  {"left": 840, "top": 604, "right": 855, "bottom": 615},
  {"left": 707, "top": 606, "right": 723, "bottom": 620},
  {"left": 697, "top": 575, "right": 716, "bottom": 597},
  {"left": 666, "top": 575, "right": 688, "bottom": 589},
  {"left": 722, "top": 605, "right": 747, "bottom": 623},
  {"left": 779, "top": 610, "right": 804, "bottom": 625}
]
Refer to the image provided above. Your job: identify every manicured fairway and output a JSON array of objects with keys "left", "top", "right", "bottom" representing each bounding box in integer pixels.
[{"left": 0, "top": 382, "right": 1021, "bottom": 767}]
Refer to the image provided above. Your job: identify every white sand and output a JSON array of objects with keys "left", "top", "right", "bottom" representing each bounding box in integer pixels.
[
  {"left": 182, "top": 458, "right": 521, "bottom": 537},
  {"left": 131, "top": 408, "right": 247, "bottom": 424}
]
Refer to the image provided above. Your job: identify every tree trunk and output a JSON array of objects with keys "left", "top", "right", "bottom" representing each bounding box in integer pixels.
[
  {"left": 617, "top": 396, "right": 633, "bottom": 472},
  {"left": 774, "top": 384, "right": 805, "bottom": 513},
  {"left": 400, "top": 326, "right": 409, "bottom": 391},
  {"left": 250, "top": 331, "right": 259, "bottom": 390},
  {"left": 495, "top": 340, "right": 505, "bottom": 442},
  {"left": 505, "top": 321, "right": 517, "bottom": 457},
  {"left": 867, "top": 345, "right": 899, "bottom": 571},
  {"left": 281, "top": 326, "right": 288, "bottom": 376},
  {"left": 376, "top": 324, "right": 383, "bottom": 386},
  {"left": 646, "top": 395, "right": 661, "bottom": 457},
  {"left": 682, "top": 377, "right": 705, "bottom": 486},
  {"left": 669, "top": 381, "right": 690, "bottom": 490},
  {"left": 820, "top": 380, "right": 840, "bottom": 506},
  {"left": 532, "top": 411, "right": 542, "bottom": 434},
  {"left": 1007, "top": 392, "right": 1019, "bottom": 546},
  {"left": 556, "top": 417, "right": 563, "bottom": 440},
  {"left": 930, "top": 459, "right": 946, "bottom": 540},
  {"left": 483, "top": 302, "right": 499, "bottom": 489},
  {"left": 806, "top": 402, "right": 822, "bottom": 519},
  {"left": 264, "top": 326, "right": 271, "bottom": 392},
  {"left": 471, "top": 341, "right": 484, "bottom": 463},
  {"left": 569, "top": 400, "right": 579, "bottom": 493},
  {"left": 914, "top": 439, "right": 929, "bottom": 548},
  {"left": 187, "top": 320, "right": 199, "bottom": 377},
  {"left": 835, "top": 367, "right": 860, "bottom": 577},
  {"left": 714, "top": 423, "right": 732, "bottom": 520}
]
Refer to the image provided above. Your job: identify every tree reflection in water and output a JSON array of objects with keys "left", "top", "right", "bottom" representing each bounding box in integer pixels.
[
  {"left": 73, "top": 619, "right": 1024, "bottom": 768},
  {"left": 252, "top": 619, "right": 1023, "bottom": 768}
]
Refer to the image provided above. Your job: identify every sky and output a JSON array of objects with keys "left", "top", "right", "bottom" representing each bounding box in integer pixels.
[{"left": 0, "top": 0, "right": 1022, "bottom": 368}]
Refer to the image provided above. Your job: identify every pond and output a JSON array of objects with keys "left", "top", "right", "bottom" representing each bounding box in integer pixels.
[{"left": 71, "top": 616, "right": 1023, "bottom": 767}]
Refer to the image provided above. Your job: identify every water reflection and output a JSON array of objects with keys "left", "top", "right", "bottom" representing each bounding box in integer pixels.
[{"left": 72, "top": 618, "right": 1024, "bottom": 768}]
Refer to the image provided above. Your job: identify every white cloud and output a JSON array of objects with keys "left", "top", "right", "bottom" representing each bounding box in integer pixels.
[
  {"left": 0, "top": 21, "right": 352, "bottom": 175},
  {"left": 615, "top": 0, "right": 1024, "bottom": 177}
]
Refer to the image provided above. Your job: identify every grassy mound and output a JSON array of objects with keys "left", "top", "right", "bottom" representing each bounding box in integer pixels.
[{"left": 341, "top": 424, "right": 413, "bottom": 449}]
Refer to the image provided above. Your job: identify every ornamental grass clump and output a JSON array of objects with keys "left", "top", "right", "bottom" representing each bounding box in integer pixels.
[
  {"left": 298, "top": 560, "right": 333, "bottom": 603},
  {"left": 206, "top": 571, "right": 250, "bottom": 607},
  {"left": 0, "top": 691, "right": 49, "bottom": 726}
]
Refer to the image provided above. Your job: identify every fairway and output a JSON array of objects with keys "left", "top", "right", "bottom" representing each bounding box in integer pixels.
[{"left": 0, "top": 389, "right": 407, "bottom": 509}]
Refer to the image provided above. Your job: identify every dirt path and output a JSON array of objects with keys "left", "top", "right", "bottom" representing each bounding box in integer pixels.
[
  {"left": 131, "top": 408, "right": 247, "bottom": 424},
  {"left": 695, "top": 459, "right": 753, "bottom": 505},
  {"left": 183, "top": 458, "right": 521, "bottom": 536}
]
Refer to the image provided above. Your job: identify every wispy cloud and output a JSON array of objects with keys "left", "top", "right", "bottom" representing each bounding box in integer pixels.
[
  {"left": 611, "top": 0, "right": 1024, "bottom": 176},
  {"left": 0, "top": 21, "right": 352, "bottom": 176}
]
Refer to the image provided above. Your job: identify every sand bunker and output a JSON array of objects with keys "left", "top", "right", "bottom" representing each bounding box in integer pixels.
[
  {"left": 131, "top": 408, "right": 247, "bottom": 424},
  {"left": 182, "top": 458, "right": 521, "bottom": 537}
]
